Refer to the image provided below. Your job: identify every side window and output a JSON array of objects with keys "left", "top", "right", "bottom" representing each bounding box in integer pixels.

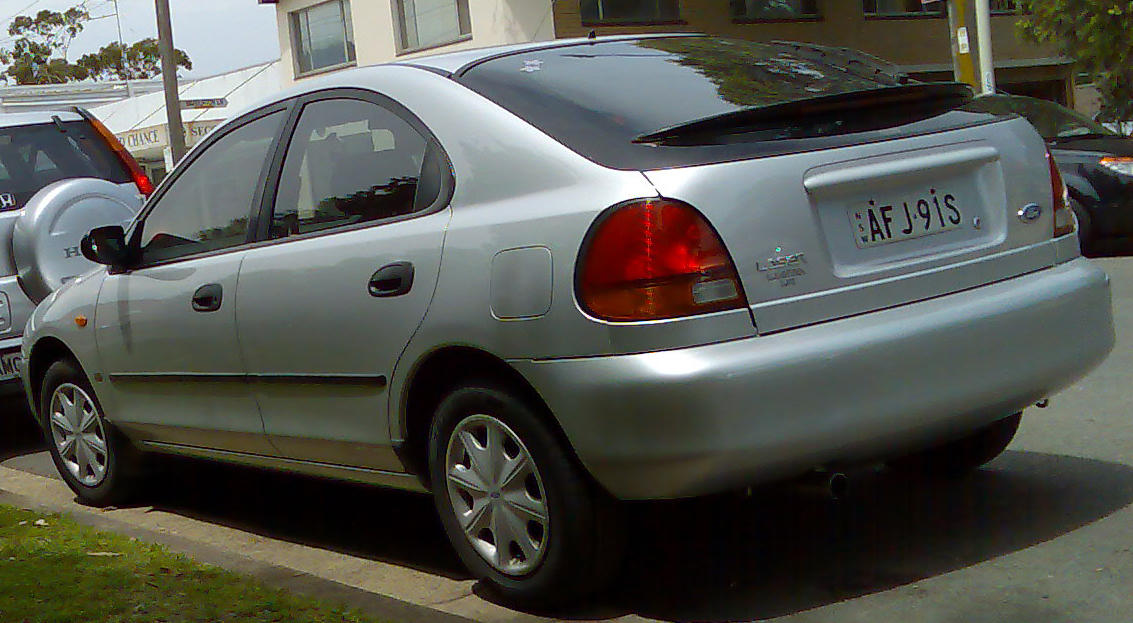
[
  {"left": 271, "top": 98, "right": 431, "bottom": 238},
  {"left": 138, "top": 111, "right": 284, "bottom": 265}
]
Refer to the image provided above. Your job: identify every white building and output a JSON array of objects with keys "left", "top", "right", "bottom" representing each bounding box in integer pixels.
[
  {"left": 89, "top": 61, "right": 285, "bottom": 184},
  {"left": 260, "top": 0, "right": 555, "bottom": 86}
]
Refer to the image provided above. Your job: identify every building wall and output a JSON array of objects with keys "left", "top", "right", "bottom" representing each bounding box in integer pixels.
[
  {"left": 553, "top": 1, "right": 1070, "bottom": 97},
  {"left": 274, "top": 0, "right": 555, "bottom": 86}
]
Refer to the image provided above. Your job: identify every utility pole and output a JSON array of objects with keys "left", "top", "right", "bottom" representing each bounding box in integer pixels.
[
  {"left": 946, "top": 0, "right": 978, "bottom": 90},
  {"left": 972, "top": 0, "right": 995, "bottom": 94},
  {"left": 155, "top": 0, "right": 186, "bottom": 163}
]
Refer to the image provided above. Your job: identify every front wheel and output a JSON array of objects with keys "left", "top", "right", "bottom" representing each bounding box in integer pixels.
[
  {"left": 887, "top": 412, "right": 1022, "bottom": 478},
  {"left": 40, "top": 359, "right": 142, "bottom": 506},
  {"left": 428, "top": 381, "right": 624, "bottom": 608}
]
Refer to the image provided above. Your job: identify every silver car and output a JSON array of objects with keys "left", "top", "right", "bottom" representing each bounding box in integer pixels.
[
  {"left": 20, "top": 36, "right": 1114, "bottom": 606},
  {"left": 0, "top": 108, "right": 149, "bottom": 395}
]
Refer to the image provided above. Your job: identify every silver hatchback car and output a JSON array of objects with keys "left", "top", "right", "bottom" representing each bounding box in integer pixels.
[{"left": 21, "top": 36, "right": 1114, "bottom": 605}]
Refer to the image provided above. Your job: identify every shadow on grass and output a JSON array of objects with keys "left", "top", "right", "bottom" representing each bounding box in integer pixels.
[{"left": 130, "top": 449, "right": 1133, "bottom": 621}]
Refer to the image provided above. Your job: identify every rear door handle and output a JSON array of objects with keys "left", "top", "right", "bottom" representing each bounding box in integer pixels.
[
  {"left": 192, "top": 284, "right": 223, "bottom": 312},
  {"left": 368, "top": 262, "right": 414, "bottom": 297}
]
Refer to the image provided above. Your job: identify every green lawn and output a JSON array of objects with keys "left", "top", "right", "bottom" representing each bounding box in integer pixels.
[{"left": 0, "top": 505, "right": 384, "bottom": 623}]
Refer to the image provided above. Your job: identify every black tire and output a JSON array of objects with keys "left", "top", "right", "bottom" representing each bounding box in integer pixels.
[
  {"left": 427, "top": 381, "right": 624, "bottom": 609},
  {"left": 39, "top": 359, "right": 142, "bottom": 507},
  {"left": 887, "top": 412, "right": 1022, "bottom": 478}
]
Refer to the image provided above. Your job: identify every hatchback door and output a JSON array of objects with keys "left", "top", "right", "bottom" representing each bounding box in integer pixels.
[{"left": 235, "top": 95, "right": 451, "bottom": 471}]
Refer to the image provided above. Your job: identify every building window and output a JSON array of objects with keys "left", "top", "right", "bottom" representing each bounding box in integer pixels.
[
  {"left": 394, "top": 0, "right": 471, "bottom": 52},
  {"left": 863, "top": 0, "right": 944, "bottom": 16},
  {"left": 581, "top": 0, "right": 682, "bottom": 24},
  {"left": 990, "top": 0, "right": 1017, "bottom": 13},
  {"left": 731, "top": 0, "right": 819, "bottom": 20},
  {"left": 290, "top": 0, "right": 356, "bottom": 75}
]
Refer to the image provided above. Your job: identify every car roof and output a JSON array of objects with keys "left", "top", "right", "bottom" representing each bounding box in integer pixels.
[
  {"left": 390, "top": 33, "right": 701, "bottom": 75},
  {"left": 0, "top": 110, "right": 84, "bottom": 129}
]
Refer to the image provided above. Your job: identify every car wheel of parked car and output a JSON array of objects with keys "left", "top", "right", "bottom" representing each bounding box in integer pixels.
[
  {"left": 1070, "top": 201, "right": 1094, "bottom": 255},
  {"left": 887, "top": 412, "right": 1022, "bottom": 478},
  {"left": 41, "top": 359, "right": 141, "bottom": 506},
  {"left": 428, "top": 381, "right": 624, "bottom": 607}
]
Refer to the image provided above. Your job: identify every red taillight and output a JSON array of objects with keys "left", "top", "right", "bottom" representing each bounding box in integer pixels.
[
  {"left": 1048, "top": 151, "right": 1074, "bottom": 238},
  {"left": 577, "top": 198, "right": 746, "bottom": 321},
  {"left": 83, "top": 112, "right": 154, "bottom": 196}
]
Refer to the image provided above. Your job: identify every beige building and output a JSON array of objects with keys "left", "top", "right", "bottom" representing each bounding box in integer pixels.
[
  {"left": 260, "top": 0, "right": 554, "bottom": 86},
  {"left": 261, "top": 1, "right": 1072, "bottom": 104}
]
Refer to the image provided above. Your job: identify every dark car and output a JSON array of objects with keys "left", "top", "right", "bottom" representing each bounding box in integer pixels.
[{"left": 967, "top": 94, "right": 1133, "bottom": 255}]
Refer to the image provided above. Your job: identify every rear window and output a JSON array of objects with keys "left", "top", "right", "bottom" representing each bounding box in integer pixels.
[
  {"left": 457, "top": 37, "right": 982, "bottom": 169},
  {"left": 0, "top": 119, "right": 131, "bottom": 212}
]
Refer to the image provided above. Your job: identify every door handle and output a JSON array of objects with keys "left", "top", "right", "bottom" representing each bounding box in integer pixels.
[
  {"left": 368, "top": 262, "right": 414, "bottom": 297},
  {"left": 192, "top": 284, "right": 223, "bottom": 312}
]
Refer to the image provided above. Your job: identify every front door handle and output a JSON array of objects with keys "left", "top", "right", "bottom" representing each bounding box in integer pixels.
[
  {"left": 368, "top": 262, "right": 414, "bottom": 297},
  {"left": 192, "top": 284, "right": 223, "bottom": 312}
]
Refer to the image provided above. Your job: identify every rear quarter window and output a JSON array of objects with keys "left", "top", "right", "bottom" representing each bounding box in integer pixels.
[{"left": 0, "top": 120, "right": 131, "bottom": 211}]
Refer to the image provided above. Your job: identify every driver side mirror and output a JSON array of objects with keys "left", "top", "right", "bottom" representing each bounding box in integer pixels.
[{"left": 80, "top": 225, "right": 130, "bottom": 267}]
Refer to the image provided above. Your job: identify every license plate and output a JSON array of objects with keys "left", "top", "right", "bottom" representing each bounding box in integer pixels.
[
  {"left": 850, "top": 189, "right": 963, "bottom": 249},
  {"left": 0, "top": 351, "right": 22, "bottom": 382}
]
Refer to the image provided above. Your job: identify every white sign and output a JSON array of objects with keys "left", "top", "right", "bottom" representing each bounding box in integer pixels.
[
  {"left": 956, "top": 27, "right": 970, "bottom": 54},
  {"left": 117, "top": 120, "right": 224, "bottom": 154}
]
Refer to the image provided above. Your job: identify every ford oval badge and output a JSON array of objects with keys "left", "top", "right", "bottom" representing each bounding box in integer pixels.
[{"left": 1018, "top": 203, "right": 1043, "bottom": 222}]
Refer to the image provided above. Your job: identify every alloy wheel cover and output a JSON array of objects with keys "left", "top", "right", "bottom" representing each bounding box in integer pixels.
[
  {"left": 444, "top": 414, "right": 550, "bottom": 576},
  {"left": 48, "top": 383, "right": 110, "bottom": 487}
]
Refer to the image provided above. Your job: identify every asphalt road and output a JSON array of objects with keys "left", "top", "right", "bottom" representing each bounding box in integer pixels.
[{"left": 2, "top": 258, "right": 1133, "bottom": 623}]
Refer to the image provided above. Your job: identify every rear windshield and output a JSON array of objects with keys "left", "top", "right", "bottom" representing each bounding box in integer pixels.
[
  {"left": 457, "top": 37, "right": 982, "bottom": 170},
  {"left": 0, "top": 119, "right": 131, "bottom": 212}
]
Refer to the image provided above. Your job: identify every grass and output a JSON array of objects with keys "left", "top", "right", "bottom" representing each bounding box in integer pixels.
[{"left": 0, "top": 505, "right": 384, "bottom": 623}]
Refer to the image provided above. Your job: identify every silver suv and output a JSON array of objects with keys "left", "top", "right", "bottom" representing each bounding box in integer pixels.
[
  {"left": 0, "top": 108, "right": 148, "bottom": 394},
  {"left": 20, "top": 37, "right": 1114, "bottom": 607}
]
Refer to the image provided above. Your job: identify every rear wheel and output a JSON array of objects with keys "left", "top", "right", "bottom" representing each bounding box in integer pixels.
[
  {"left": 428, "top": 381, "right": 624, "bottom": 608},
  {"left": 40, "top": 359, "right": 142, "bottom": 506},
  {"left": 887, "top": 412, "right": 1022, "bottom": 478}
]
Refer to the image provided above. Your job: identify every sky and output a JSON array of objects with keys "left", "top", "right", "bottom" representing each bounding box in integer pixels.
[{"left": 0, "top": 0, "right": 281, "bottom": 78}]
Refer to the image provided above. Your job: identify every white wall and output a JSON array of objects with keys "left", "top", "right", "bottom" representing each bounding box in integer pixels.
[{"left": 275, "top": 0, "right": 555, "bottom": 86}]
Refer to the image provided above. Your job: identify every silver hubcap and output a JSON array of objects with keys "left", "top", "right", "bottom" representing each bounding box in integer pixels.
[
  {"left": 48, "top": 383, "right": 109, "bottom": 487},
  {"left": 445, "top": 414, "right": 549, "bottom": 576}
]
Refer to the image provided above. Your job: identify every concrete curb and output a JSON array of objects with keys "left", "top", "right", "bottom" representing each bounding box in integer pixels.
[{"left": 0, "top": 466, "right": 574, "bottom": 623}]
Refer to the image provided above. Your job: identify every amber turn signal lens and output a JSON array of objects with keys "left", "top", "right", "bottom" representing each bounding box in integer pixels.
[{"left": 1048, "top": 152, "right": 1075, "bottom": 238}]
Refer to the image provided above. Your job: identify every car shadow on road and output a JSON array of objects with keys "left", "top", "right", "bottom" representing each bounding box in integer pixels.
[
  {"left": 590, "top": 450, "right": 1133, "bottom": 622},
  {"left": 0, "top": 398, "right": 44, "bottom": 462}
]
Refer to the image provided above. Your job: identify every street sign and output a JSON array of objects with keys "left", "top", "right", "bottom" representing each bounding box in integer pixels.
[{"left": 180, "top": 98, "right": 228, "bottom": 110}]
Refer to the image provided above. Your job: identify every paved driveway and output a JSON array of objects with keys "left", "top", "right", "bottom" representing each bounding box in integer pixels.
[{"left": 3, "top": 258, "right": 1133, "bottom": 622}]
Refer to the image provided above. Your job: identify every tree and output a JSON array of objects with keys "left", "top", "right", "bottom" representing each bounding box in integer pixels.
[
  {"left": 1017, "top": 1, "right": 1133, "bottom": 121},
  {"left": 0, "top": 4, "right": 192, "bottom": 85},
  {"left": 77, "top": 39, "right": 192, "bottom": 81},
  {"left": 0, "top": 7, "right": 91, "bottom": 84}
]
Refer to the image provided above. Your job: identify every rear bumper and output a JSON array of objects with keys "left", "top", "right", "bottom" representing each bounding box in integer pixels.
[{"left": 513, "top": 258, "right": 1114, "bottom": 499}]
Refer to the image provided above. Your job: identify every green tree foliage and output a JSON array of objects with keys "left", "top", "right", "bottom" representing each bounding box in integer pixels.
[
  {"left": 0, "top": 7, "right": 91, "bottom": 84},
  {"left": 1017, "top": 1, "right": 1133, "bottom": 121},
  {"left": 0, "top": 5, "right": 192, "bottom": 85},
  {"left": 77, "top": 39, "right": 192, "bottom": 81}
]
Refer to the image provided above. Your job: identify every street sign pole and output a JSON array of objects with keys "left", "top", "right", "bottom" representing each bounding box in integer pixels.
[
  {"left": 947, "top": 0, "right": 979, "bottom": 91},
  {"left": 155, "top": 0, "right": 187, "bottom": 163}
]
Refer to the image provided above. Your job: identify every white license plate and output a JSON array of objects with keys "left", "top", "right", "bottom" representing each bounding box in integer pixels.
[
  {"left": 0, "top": 351, "right": 22, "bottom": 382},
  {"left": 850, "top": 189, "right": 963, "bottom": 248}
]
